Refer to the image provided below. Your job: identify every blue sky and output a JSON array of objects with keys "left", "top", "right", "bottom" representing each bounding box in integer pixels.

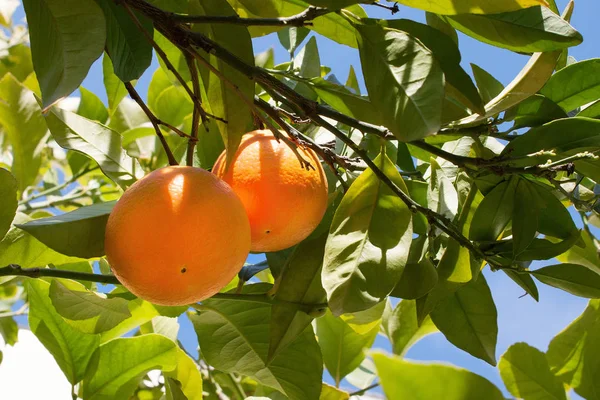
[{"left": 8, "top": 0, "right": 600, "bottom": 397}]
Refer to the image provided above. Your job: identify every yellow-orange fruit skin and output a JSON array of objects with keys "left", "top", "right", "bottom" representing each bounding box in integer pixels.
[
  {"left": 104, "top": 166, "right": 251, "bottom": 306},
  {"left": 213, "top": 130, "right": 328, "bottom": 252}
]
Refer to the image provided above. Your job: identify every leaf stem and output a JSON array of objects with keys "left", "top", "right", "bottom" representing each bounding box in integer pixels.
[
  {"left": 185, "top": 53, "right": 202, "bottom": 166},
  {"left": 349, "top": 382, "right": 380, "bottom": 396}
]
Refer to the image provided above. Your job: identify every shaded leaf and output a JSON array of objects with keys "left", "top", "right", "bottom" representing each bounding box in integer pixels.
[
  {"left": 190, "top": 284, "right": 323, "bottom": 400},
  {"left": 22, "top": 0, "right": 105, "bottom": 108},
  {"left": 503, "top": 270, "right": 540, "bottom": 301},
  {"left": 78, "top": 87, "right": 109, "bottom": 124},
  {"left": 278, "top": 26, "right": 310, "bottom": 56},
  {"left": 269, "top": 233, "right": 327, "bottom": 360},
  {"left": 470, "top": 178, "right": 517, "bottom": 242},
  {"left": 0, "top": 213, "right": 82, "bottom": 268},
  {"left": 94, "top": 0, "right": 153, "bottom": 82},
  {"left": 512, "top": 178, "right": 538, "bottom": 256},
  {"left": 355, "top": 23, "right": 443, "bottom": 141},
  {"left": 102, "top": 55, "right": 128, "bottom": 115},
  {"left": 431, "top": 275, "right": 498, "bottom": 365},
  {"left": 323, "top": 153, "right": 412, "bottom": 315},
  {"left": 531, "top": 263, "right": 600, "bottom": 298},
  {"left": 505, "top": 94, "right": 567, "bottom": 129},
  {"left": 471, "top": 63, "right": 504, "bottom": 104},
  {"left": 16, "top": 201, "right": 115, "bottom": 258}
]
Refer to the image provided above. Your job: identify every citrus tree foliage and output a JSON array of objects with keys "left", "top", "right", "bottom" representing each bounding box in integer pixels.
[{"left": 0, "top": 0, "right": 600, "bottom": 399}]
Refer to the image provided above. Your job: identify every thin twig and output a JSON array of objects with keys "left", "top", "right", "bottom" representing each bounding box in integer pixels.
[
  {"left": 349, "top": 382, "right": 380, "bottom": 397},
  {"left": 124, "top": 82, "right": 178, "bottom": 165},
  {"left": 171, "top": 6, "right": 330, "bottom": 26},
  {"left": 19, "top": 166, "right": 100, "bottom": 205}
]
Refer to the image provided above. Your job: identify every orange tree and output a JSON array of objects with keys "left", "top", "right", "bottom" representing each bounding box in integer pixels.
[{"left": 0, "top": 0, "right": 599, "bottom": 399}]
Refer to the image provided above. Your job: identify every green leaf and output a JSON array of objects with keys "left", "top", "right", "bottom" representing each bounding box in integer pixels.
[
  {"left": 546, "top": 300, "right": 600, "bottom": 400},
  {"left": 309, "top": 78, "right": 379, "bottom": 125},
  {"left": 345, "top": 65, "right": 360, "bottom": 94},
  {"left": 49, "top": 280, "right": 131, "bottom": 333},
  {"left": 27, "top": 279, "right": 100, "bottom": 384},
  {"left": 323, "top": 153, "right": 413, "bottom": 315},
  {"left": 190, "top": 284, "right": 323, "bottom": 400},
  {"left": 457, "top": 51, "right": 561, "bottom": 126},
  {"left": 77, "top": 87, "right": 109, "bottom": 124},
  {"left": 499, "top": 342, "right": 566, "bottom": 400},
  {"left": 154, "top": 31, "right": 190, "bottom": 83},
  {"left": 293, "top": 36, "right": 321, "bottom": 78},
  {"left": 190, "top": 0, "right": 254, "bottom": 165},
  {"left": 470, "top": 64, "right": 504, "bottom": 104},
  {"left": 94, "top": 0, "right": 153, "bottom": 82},
  {"left": 22, "top": 0, "right": 106, "bottom": 109},
  {"left": 428, "top": 158, "right": 459, "bottom": 221},
  {"left": 446, "top": 6, "right": 582, "bottom": 53},
  {"left": 392, "top": 258, "right": 438, "bottom": 300},
  {"left": 512, "top": 178, "right": 538, "bottom": 256},
  {"left": 154, "top": 85, "right": 194, "bottom": 128},
  {"left": 426, "top": 12, "right": 458, "bottom": 44},
  {"left": 0, "top": 168, "right": 17, "bottom": 240},
  {"left": 355, "top": 23, "right": 443, "bottom": 141},
  {"left": 372, "top": 353, "right": 505, "bottom": 400},
  {"left": 278, "top": 26, "right": 310, "bottom": 56},
  {"left": 503, "top": 270, "right": 540, "bottom": 301},
  {"left": 383, "top": 300, "right": 438, "bottom": 356},
  {"left": 529, "top": 181, "right": 576, "bottom": 240},
  {"left": 303, "top": 0, "right": 361, "bottom": 7},
  {"left": 164, "top": 349, "right": 203, "bottom": 400},
  {"left": 379, "top": 19, "right": 483, "bottom": 114},
  {"left": 102, "top": 55, "right": 128, "bottom": 115},
  {"left": 430, "top": 275, "right": 498, "bottom": 365},
  {"left": 0, "top": 317, "right": 18, "bottom": 346},
  {"left": 44, "top": 104, "right": 140, "bottom": 189},
  {"left": 319, "top": 384, "right": 349, "bottom": 400},
  {"left": 16, "top": 201, "right": 115, "bottom": 258},
  {"left": 530, "top": 263, "right": 600, "bottom": 298},
  {"left": 108, "top": 97, "right": 149, "bottom": 133},
  {"left": 82, "top": 334, "right": 179, "bottom": 400},
  {"left": 505, "top": 94, "right": 567, "bottom": 129},
  {"left": 0, "top": 74, "right": 48, "bottom": 192},
  {"left": 541, "top": 59, "right": 600, "bottom": 113},
  {"left": 316, "top": 304, "right": 384, "bottom": 386},
  {"left": 269, "top": 233, "right": 327, "bottom": 360},
  {"left": 0, "top": 213, "right": 82, "bottom": 268},
  {"left": 0, "top": 44, "right": 34, "bottom": 82},
  {"left": 470, "top": 178, "right": 517, "bottom": 242},
  {"left": 578, "top": 99, "right": 600, "bottom": 119},
  {"left": 555, "top": 229, "right": 600, "bottom": 275}
]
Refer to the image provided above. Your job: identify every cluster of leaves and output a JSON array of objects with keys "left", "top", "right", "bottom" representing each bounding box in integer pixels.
[{"left": 0, "top": 0, "right": 600, "bottom": 398}]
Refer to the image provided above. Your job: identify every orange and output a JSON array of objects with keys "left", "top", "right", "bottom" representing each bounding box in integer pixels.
[
  {"left": 104, "top": 166, "right": 250, "bottom": 306},
  {"left": 213, "top": 130, "right": 328, "bottom": 252}
]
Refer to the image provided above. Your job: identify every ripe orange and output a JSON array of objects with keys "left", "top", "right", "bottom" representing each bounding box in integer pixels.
[
  {"left": 213, "top": 130, "right": 328, "bottom": 252},
  {"left": 104, "top": 166, "right": 250, "bottom": 306}
]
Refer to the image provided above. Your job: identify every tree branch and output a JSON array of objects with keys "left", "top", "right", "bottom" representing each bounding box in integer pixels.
[
  {"left": 2, "top": 264, "right": 328, "bottom": 311},
  {"left": 124, "top": 82, "right": 178, "bottom": 166},
  {"left": 170, "top": 6, "right": 330, "bottom": 26}
]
